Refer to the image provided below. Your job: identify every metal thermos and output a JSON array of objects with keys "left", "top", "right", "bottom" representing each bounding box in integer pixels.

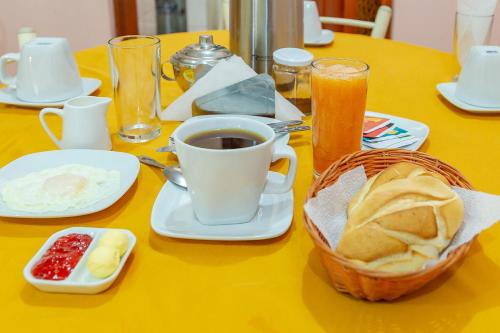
[{"left": 229, "top": 0, "right": 304, "bottom": 74}]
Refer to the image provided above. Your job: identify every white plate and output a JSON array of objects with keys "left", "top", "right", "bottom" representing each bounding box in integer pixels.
[
  {"left": 0, "top": 77, "right": 102, "bottom": 108},
  {"left": 305, "top": 29, "right": 335, "bottom": 46},
  {"left": 363, "top": 111, "right": 429, "bottom": 151},
  {"left": 437, "top": 82, "right": 500, "bottom": 114},
  {"left": 0, "top": 149, "right": 139, "bottom": 218},
  {"left": 183, "top": 114, "right": 290, "bottom": 146},
  {"left": 151, "top": 172, "right": 294, "bottom": 241},
  {"left": 23, "top": 227, "right": 136, "bottom": 294}
]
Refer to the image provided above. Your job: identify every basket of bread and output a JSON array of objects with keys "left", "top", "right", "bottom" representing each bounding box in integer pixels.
[{"left": 303, "top": 149, "right": 477, "bottom": 301}]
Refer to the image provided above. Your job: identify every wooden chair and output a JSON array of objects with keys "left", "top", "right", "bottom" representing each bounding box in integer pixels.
[{"left": 320, "top": 5, "right": 392, "bottom": 38}]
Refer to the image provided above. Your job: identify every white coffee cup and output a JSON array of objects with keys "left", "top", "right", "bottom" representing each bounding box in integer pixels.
[
  {"left": 40, "top": 96, "right": 112, "bottom": 150},
  {"left": 304, "top": 1, "right": 323, "bottom": 42},
  {"left": 0, "top": 37, "right": 82, "bottom": 102},
  {"left": 173, "top": 117, "right": 298, "bottom": 225},
  {"left": 456, "top": 45, "right": 500, "bottom": 107}
]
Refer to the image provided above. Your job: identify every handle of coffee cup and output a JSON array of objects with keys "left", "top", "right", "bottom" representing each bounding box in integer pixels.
[
  {"left": 263, "top": 144, "right": 298, "bottom": 194},
  {"left": 39, "top": 108, "right": 64, "bottom": 148},
  {"left": 0, "top": 53, "right": 20, "bottom": 88},
  {"left": 161, "top": 61, "right": 175, "bottom": 81}
]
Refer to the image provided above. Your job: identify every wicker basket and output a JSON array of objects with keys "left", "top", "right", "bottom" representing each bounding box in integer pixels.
[{"left": 303, "top": 149, "right": 474, "bottom": 301}]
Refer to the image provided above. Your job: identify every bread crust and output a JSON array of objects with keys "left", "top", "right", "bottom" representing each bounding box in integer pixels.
[{"left": 337, "top": 163, "right": 464, "bottom": 273}]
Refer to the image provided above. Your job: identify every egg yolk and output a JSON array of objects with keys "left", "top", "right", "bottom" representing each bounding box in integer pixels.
[{"left": 42, "top": 173, "right": 88, "bottom": 197}]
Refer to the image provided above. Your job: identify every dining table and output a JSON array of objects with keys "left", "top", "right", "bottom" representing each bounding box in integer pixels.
[{"left": 1, "top": 30, "right": 499, "bottom": 332}]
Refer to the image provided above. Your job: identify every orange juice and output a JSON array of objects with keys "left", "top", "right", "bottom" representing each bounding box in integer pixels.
[{"left": 311, "top": 59, "right": 369, "bottom": 176}]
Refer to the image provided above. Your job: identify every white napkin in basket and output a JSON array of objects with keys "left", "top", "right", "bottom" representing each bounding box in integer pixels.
[
  {"left": 304, "top": 166, "right": 500, "bottom": 265},
  {"left": 158, "top": 56, "right": 304, "bottom": 121}
]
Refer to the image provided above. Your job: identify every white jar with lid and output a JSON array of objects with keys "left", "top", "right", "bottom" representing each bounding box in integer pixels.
[{"left": 272, "top": 48, "right": 314, "bottom": 114}]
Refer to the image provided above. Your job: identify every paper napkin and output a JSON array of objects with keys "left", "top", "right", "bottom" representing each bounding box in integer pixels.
[
  {"left": 159, "top": 56, "right": 304, "bottom": 121},
  {"left": 304, "top": 166, "right": 500, "bottom": 265}
]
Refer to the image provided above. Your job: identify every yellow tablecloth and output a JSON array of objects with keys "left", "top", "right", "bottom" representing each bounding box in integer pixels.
[{"left": 1, "top": 31, "right": 500, "bottom": 332}]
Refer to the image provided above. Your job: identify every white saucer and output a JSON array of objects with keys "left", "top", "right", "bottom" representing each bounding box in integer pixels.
[
  {"left": 305, "top": 29, "right": 335, "bottom": 46},
  {"left": 0, "top": 77, "right": 102, "bottom": 108},
  {"left": 23, "top": 227, "right": 136, "bottom": 294},
  {"left": 362, "top": 111, "right": 429, "bottom": 151},
  {"left": 0, "top": 150, "right": 139, "bottom": 218},
  {"left": 151, "top": 171, "right": 294, "bottom": 241},
  {"left": 437, "top": 82, "right": 500, "bottom": 114}
]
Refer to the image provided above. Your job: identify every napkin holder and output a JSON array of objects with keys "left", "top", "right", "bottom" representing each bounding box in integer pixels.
[{"left": 192, "top": 74, "right": 275, "bottom": 117}]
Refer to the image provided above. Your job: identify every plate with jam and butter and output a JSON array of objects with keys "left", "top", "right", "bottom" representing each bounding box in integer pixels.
[{"left": 23, "top": 227, "right": 136, "bottom": 294}]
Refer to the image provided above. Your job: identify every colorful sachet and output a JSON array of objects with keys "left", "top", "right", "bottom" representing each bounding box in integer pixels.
[{"left": 362, "top": 116, "right": 418, "bottom": 149}]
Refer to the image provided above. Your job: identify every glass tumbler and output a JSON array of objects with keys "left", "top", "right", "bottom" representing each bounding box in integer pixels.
[
  {"left": 311, "top": 58, "right": 369, "bottom": 177},
  {"left": 108, "top": 35, "right": 161, "bottom": 143},
  {"left": 455, "top": 12, "right": 494, "bottom": 66}
]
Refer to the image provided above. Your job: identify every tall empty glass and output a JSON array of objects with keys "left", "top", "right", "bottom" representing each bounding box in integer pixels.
[
  {"left": 312, "top": 58, "right": 369, "bottom": 177},
  {"left": 455, "top": 12, "right": 494, "bottom": 66},
  {"left": 108, "top": 35, "right": 161, "bottom": 142}
]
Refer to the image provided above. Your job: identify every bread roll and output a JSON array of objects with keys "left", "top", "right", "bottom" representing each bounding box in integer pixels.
[{"left": 337, "top": 162, "right": 464, "bottom": 273}]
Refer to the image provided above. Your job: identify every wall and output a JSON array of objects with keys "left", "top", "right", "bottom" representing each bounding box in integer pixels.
[
  {"left": 137, "top": 0, "right": 157, "bottom": 35},
  {"left": 493, "top": 5, "right": 500, "bottom": 43},
  {"left": 186, "top": 0, "right": 223, "bottom": 31},
  {"left": 0, "top": 0, "right": 115, "bottom": 54},
  {"left": 391, "top": 0, "right": 500, "bottom": 52},
  {"left": 2, "top": 0, "right": 499, "bottom": 55}
]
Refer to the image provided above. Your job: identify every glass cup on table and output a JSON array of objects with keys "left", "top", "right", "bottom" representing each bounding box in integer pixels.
[
  {"left": 108, "top": 35, "right": 161, "bottom": 143},
  {"left": 455, "top": 12, "right": 494, "bottom": 68},
  {"left": 311, "top": 58, "right": 369, "bottom": 177}
]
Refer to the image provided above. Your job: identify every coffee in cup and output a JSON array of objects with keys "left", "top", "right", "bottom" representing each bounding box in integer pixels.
[
  {"left": 173, "top": 117, "right": 298, "bottom": 225},
  {"left": 0, "top": 37, "right": 82, "bottom": 102},
  {"left": 185, "top": 129, "right": 265, "bottom": 149}
]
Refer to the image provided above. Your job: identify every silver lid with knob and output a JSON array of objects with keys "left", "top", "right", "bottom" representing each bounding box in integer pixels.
[{"left": 170, "top": 34, "right": 233, "bottom": 67}]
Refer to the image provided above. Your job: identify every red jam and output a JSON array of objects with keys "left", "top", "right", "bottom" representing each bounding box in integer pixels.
[{"left": 31, "top": 233, "right": 93, "bottom": 280}]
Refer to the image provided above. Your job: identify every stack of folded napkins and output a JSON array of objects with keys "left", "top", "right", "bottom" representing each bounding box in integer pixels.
[{"left": 159, "top": 56, "right": 304, "bottom": 121}]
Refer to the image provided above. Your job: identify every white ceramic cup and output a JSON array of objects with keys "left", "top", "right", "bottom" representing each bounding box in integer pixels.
[
  {"left": 0, "top": 37, "right": 82, "bottom": 102},
  {"left": 173, "top": 117, "right": 298, "bottom": 225},
  {"left": 456, "top": 45, "right": 500, "bottom": 107},
  {"left": 40, "top": 96, "right": 112, "bottom": 150},
  {"left": 304, "top": 1, "right": 323, "bottom": 42}
]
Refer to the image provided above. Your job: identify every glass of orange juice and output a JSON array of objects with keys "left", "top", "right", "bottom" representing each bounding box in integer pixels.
[{"left": 311, "top": 58, "right": 369, "bottom": 177}]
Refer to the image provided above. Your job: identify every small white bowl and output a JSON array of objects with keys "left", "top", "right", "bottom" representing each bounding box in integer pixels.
[{"left": 23, "top": 227, "right": 136, "bottom": 294}]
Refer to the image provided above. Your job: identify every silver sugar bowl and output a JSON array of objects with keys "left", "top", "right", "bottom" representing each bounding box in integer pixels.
[{"left": 162, "top": 34, "right": 233, "bottom": 91}]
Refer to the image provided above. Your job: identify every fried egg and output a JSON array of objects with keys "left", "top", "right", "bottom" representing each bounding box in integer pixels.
[{"left": 1, "top": 164, "right": 120, "bottom": 212}]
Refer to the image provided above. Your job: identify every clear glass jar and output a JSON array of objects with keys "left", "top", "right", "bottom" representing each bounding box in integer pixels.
[{"left": 272, "top": 48, "right": 313, "bottom": 114}]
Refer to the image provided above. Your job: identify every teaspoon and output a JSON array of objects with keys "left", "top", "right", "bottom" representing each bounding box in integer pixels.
[{"left": 137, "top": 155, "right": 187, "bottom": 189}]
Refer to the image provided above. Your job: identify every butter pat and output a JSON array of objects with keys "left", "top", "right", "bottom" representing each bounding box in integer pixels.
[
  {"left": 86, "top": 247, "right": 120, "bottom": 278},
  {"left": 99, "top": 230, "right": 129, "bottom": 256}
]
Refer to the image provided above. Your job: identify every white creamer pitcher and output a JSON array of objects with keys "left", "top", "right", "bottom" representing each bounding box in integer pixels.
[{"left": 40, "top": 96, "right": 112, "bottom": 150}]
